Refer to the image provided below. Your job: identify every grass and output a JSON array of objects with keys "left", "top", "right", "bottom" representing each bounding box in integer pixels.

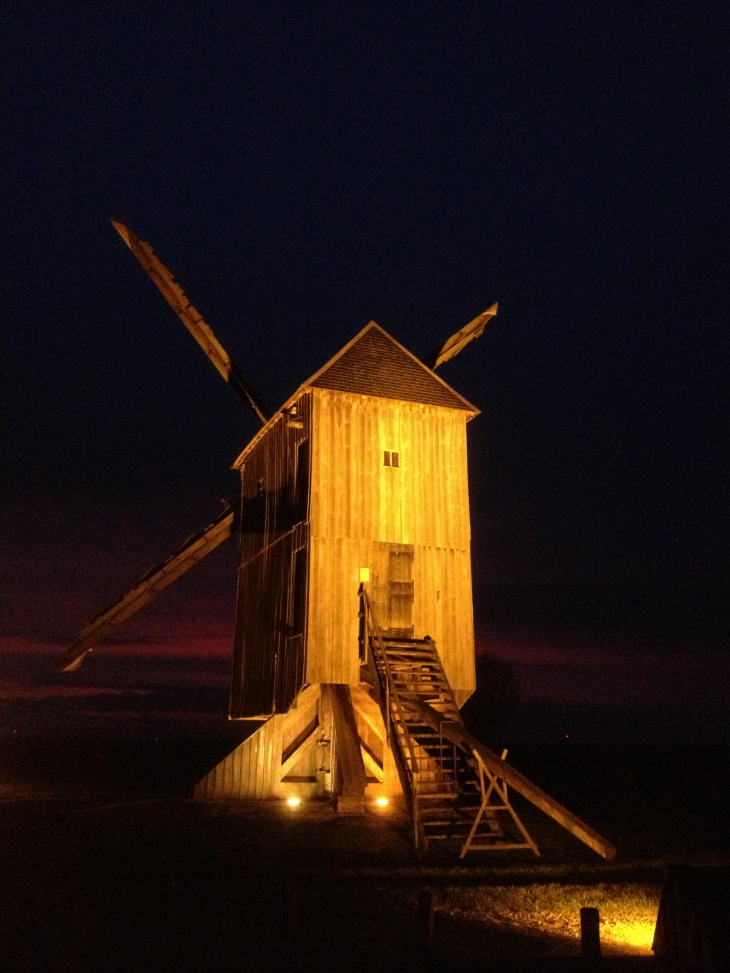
[{"left": 433, "top": 882, "right": 661, "bottom": 954}]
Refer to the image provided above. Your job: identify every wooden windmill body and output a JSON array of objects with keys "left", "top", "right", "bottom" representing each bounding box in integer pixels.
[
  {"left": 201, "top": 322, "right": 478, "bottom": 807},
  {"left": 62, "top": 222, "right": 615, "bottom": 858}
]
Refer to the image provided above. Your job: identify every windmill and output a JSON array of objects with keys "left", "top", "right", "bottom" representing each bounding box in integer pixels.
[{"left": 61, "top": 222, "right": 615, "bottom": 859}]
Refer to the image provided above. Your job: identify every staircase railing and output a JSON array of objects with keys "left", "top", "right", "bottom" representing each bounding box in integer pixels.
[{"left": 359, "top": 586, "right": 424, "bottom": 847}]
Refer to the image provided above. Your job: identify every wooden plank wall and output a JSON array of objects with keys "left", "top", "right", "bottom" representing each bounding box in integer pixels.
[
  {"left": 310, "top": 389, "right": 470, "bottom": 548},
  {"left": 194, "top": 716, "right": 283, "bottom": 799},
  {"left": 196, "top": 685, "right": 321, "bottom": 799},
  {"left": 229, "top": 393, "right": 312, "bottom": 719},
  {"left": 195, "top": 681, "right": 407, "bottom": 802},
  {"left": 307, "top": 389, "right": 475, "bottom": 698}
]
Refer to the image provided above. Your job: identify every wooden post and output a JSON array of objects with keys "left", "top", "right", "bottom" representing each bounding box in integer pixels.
[
  {"left": 329, "top": 684, "right": 367, "bottom": 813},
  {"left": 580, "top": 907, "right": 601, "bottom": 962},
  {"left": 416, "top": 890, "right": 433, "bottom": 947}
]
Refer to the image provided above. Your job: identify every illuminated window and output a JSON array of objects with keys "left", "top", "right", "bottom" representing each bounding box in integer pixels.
[{"left": 383, "top": 450, "right": 400, "bottom": 468}]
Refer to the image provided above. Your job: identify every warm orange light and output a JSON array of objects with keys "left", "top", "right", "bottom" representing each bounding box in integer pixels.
[
  {"left": 376, "top": 797, "right": 389, "bottom": 807},
  {"left": 286, "top": 797, "right": 301, "bottom": 807},
  {"left": 602, "top": 919, "right": 656, "bottom": 952}
]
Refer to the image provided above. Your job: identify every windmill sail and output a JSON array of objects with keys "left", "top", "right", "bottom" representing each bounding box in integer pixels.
[
  {"left": 111, "top": 219, "right": 270, "bottom": 425},
  {"left": 421, "top": 302, "right": 498, "bottom": 370},
  {"left": 60, "top": 503, "right": 239, "bottom": 672}
]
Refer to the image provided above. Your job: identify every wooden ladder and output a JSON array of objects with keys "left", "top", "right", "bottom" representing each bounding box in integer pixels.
[{"left": 361, "top": 588, "right": 538, "bottom": 854}]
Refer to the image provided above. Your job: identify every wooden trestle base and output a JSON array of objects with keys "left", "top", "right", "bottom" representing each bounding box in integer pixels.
[
  {"left": 194, "top": 682, "right": 403, "bottom": 808},
  {"left": 194, "top": 595, "right": 616, "bottom": 860},
  {"left": 459, "top": 749, "right": 540, "bottom": 858},
  {"left": 192, "top": 677, "right": 542, "bottom": 857}
]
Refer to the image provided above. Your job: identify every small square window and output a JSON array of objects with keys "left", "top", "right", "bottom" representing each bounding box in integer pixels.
[{"left": 383, "top": 450, "right": 400, "bottom": 468}]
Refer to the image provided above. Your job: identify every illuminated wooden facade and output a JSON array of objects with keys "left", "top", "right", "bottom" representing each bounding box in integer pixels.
[
  {"left": 206, "top": 322, "right": 478, "bottom": 804},
  {"left": 229, "top": 323, "right": 478, "bottom": 720}
]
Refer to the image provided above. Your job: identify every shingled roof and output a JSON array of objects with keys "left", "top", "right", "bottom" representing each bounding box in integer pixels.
[
  {"left": 308, "top": 322, "right": 477, "bottom": 411},
  {"left": 233, "top": 322, "right": 477, "bottom": 468}
]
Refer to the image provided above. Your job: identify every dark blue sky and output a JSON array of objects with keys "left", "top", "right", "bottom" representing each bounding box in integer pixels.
[{"left": 2, "top": 2, "right": 729, "bottom": 740}]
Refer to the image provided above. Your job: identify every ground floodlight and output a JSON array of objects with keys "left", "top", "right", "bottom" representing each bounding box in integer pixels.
[
  {"left": 376, "top": 797, "right": 389, "bottom": 807},
  {"left": 286, "top": 797, "right": 301, "bottom": 807}
]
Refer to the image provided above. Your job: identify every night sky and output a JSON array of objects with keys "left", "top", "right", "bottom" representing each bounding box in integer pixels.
[{"left": 2, "top": 2, "right": 729, "bottom": 743}]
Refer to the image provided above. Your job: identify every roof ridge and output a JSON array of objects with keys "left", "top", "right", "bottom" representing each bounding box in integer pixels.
[
  {"left": 308, "top": 321, "right": 478, "bottom": 411},
  {"left": 232, "top": 321, "right": 478, "bottom": 468}
]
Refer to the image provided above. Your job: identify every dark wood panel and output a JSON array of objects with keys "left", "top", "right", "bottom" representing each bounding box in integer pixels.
[{"left": 229, "top": 393, "right": 312, "bottom": 719}]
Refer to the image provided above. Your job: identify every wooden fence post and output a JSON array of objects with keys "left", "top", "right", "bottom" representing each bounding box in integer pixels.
[{"left": 580, "top": 906, "right": 601, "bottom": 962}]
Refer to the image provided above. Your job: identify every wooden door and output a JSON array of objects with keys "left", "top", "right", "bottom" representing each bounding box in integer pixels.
[{"left": 371, "top": 542, "right": 414, "bottom": 638}]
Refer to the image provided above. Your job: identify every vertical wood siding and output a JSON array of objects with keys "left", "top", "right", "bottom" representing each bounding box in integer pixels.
[
  {"left": 229, "top": 393, "right": 312, "bottom": 719},
  {"left": 307, "top": 389, "right": 476, "bottom": 696},
  {"left": 195, "top": 716, "right": 282, "bottom": 799},
  {"left": 195, "top": 684, "right": 323, "bottom": 800}
]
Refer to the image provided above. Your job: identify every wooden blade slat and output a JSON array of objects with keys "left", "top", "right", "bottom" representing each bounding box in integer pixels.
[
  {"left": 60, "top": 504, "right": 239, "bottom": 673},
  {"left": 401, "top": 695, "right": 616, "bottom": 859},
  {"left": 111, "top": 219, "right": 270, "bottom": 425},
  {"left": 421, "top": 303, "right": 498, "bottom": 370}
]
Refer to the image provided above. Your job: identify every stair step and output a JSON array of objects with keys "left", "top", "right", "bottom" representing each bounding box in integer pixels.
[
  {"left": 383, "top": 639, "right": 437, "bottom": 652},
  {"left": 384, "top": 649, "right": 437, "bottom": 656},
  {"left": 406, "top": 744, "right": 453, "bottom": 752},
  {"left": 386, "top": 653, "right": 437, "bottom": 659},
  {"left": 392, "top": 676, "right": 449, "bottom": 684},
  {"left": 402, "top": 731, "right": 454, "bottom": 740},
  {"left": 406, "top": 730, "right": 456, "bottom": 739},
  {"left": 388, "top": 656, "right": 440, "bottom": 662},
  {"left": 392, "top": 681, "right": 450, "bottom": 689},
  {"left": 370, "top": 625, "right": 532, "bottom": 858},
  {"left": 382, "top": 641, "right": 431, "bottom": 646},
  {"left": 392, "top": 666, "right": 440, "bottom": 686},
  {"left": 391, "top": 669, "right": 446, "bottom": 676}
]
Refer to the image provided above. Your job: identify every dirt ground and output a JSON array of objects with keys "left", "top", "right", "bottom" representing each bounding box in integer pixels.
[{"left": 0, "top": 740, "right": 728, "bottom": 971}]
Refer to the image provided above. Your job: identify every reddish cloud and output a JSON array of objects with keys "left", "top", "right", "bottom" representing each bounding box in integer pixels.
[
  {"left": 476, "top": 630, "right": 730, "bottom": 711},
  {"left": 0, "top": 679, "right": 151, "bottom": 701}
]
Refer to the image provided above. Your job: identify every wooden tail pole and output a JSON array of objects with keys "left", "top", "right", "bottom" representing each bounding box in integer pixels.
[{"left": 403, "top": 696, "right": 616, "bottom": 860}]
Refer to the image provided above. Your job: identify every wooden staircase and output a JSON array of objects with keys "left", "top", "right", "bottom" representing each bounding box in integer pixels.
[
  {"left": 376, "top": 635, "right": 483, "bottom": 848},
  {"left": 362, "top": 589, "right": 539, "bottom": 854}
]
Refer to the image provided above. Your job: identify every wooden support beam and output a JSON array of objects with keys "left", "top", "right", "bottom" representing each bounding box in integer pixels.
[
  {"left": 361, "top": 746, "right": 384, "bottom": 782},
  {"left": 279, "top": 725, "right": 319, "bottom": 781},
  {"left": 401, "top": 696, "right": 616, "bottom": 859},
  {"left": 328, "top": 684, "right": 367, "bottom": 808},
  {"left": 352, "top": 685, "right": 386, "bottom": 740}
]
